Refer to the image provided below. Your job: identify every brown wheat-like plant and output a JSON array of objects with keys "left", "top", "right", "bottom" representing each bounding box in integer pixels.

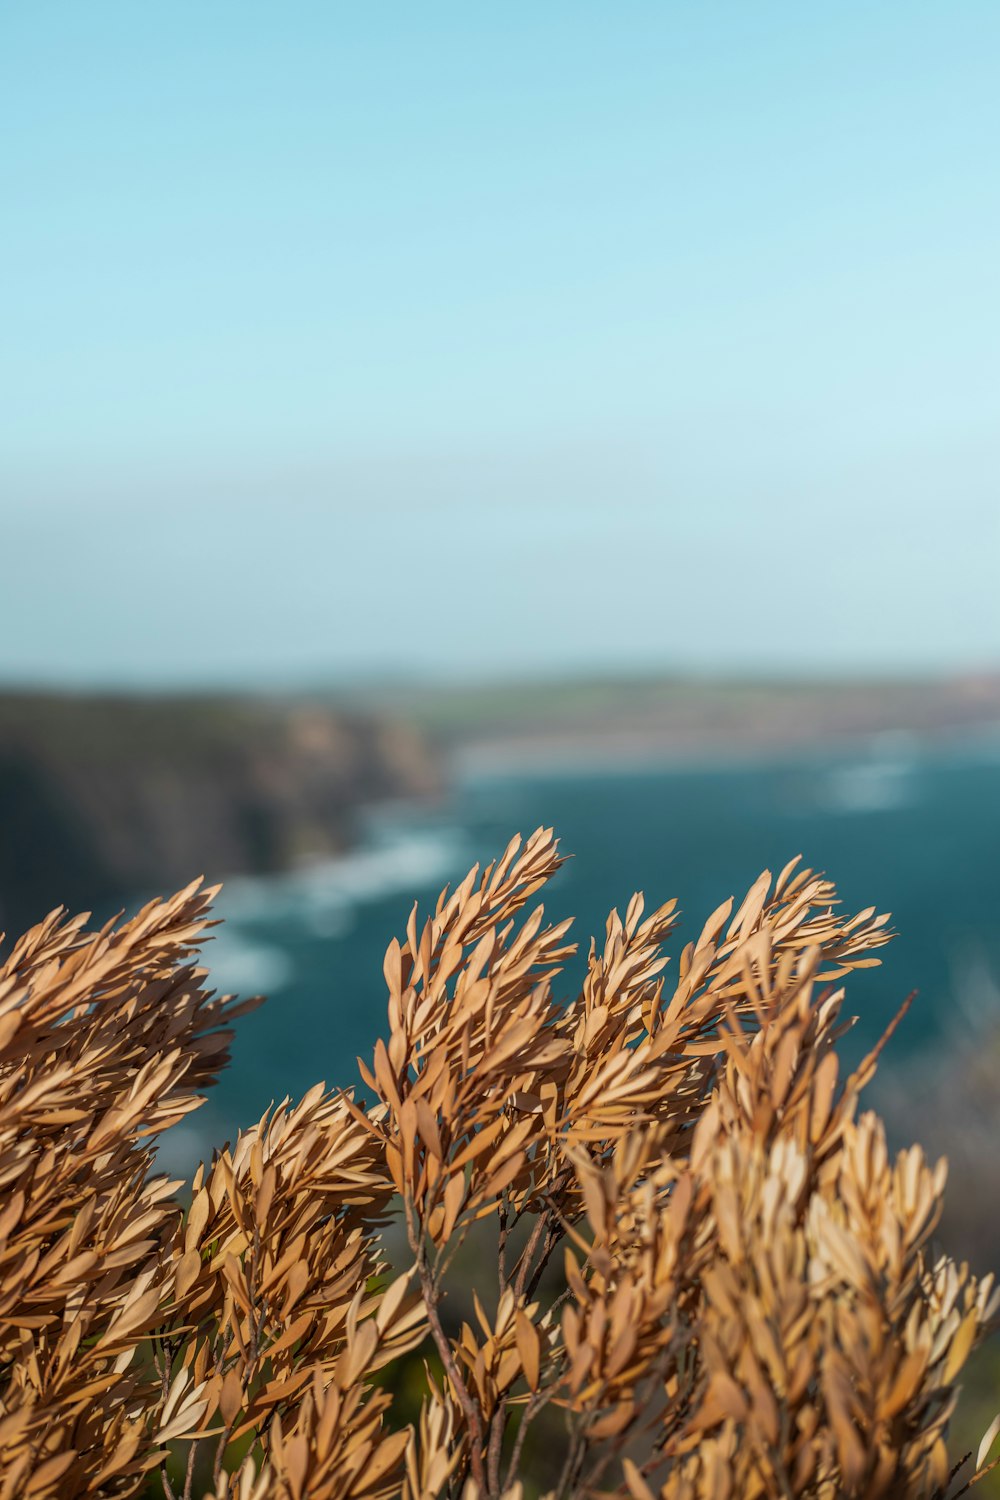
[{"left": 1, "top": 829, "right": 997, "bottom": 1499}]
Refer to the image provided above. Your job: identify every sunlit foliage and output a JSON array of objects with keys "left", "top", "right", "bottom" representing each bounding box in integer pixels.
[{"left": 1, "top": 831, "right": 997, "bottom": 1498}]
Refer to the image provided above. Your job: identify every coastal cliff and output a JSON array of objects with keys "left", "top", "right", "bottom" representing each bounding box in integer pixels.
[
  {"left": 0, "top": 693, "right": 443, "bottom": 935},
  {"left": 4, "top": 671, "right": 999, "bottom": 939}
]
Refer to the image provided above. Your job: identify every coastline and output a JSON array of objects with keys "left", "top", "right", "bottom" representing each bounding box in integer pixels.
[{"left": 451, "top": 715, "right": 1000, "bottom": 781}]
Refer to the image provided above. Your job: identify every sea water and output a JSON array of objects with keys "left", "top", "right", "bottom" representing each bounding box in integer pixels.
[{"left": 162, "top": 729, "right": 1000, "bottom": 1171}]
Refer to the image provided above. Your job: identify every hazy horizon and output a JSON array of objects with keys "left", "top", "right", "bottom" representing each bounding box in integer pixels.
[{"left": 1, "top": 655, "right": 998, "bottom": 698}]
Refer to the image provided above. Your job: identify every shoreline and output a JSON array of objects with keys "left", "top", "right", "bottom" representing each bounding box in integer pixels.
[{"left": 452, "top": 715, "right": 1000, "bottom": 780}]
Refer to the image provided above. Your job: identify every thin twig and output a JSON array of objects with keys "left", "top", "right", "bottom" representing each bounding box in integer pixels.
[
  {"left": 181, "top": 1437, "right": 199, "bottom": 1500},
  {"left": 950, "top": 1454, "right": 1000, "bottom": 1498},
  {"left": 512, "top": 1210, "right": 551, "bottom": 1305},
  {"left": 554, "top": 1412, "right": 587, "bottom": 1500},
  {"left": 158, "top": 1338, "right": 178, "bottom": 1500},
  {"left": 487, "top": 1398, "right": 507, "bottom": 1496},
  {"left": 847, "top": 989, "right": 917, "bottom": 1094},
  {"left": 503, "top": 1387, "right": 555, "bottom": 1490},
  {"left": 498, "top": 1196, "right": 510, "bottom": 1293},
  {"left": 417, "top": 1249, "right": 488, "bottom": 1493},
  {"left": 212, "top": 1401, "right": 239, "bottom": 1487}
]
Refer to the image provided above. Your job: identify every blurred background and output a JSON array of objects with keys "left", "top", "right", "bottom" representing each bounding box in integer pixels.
[{"left": 3, "top": 2, "right": 1000, "bottom": 1440}]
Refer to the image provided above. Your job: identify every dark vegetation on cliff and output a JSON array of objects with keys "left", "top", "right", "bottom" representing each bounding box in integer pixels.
[
  {"left": 3, "top": 671, "right": 999, "bottom": 943},
  {"left": 0, "top": 693, "right": 441, "bottom": 935}
]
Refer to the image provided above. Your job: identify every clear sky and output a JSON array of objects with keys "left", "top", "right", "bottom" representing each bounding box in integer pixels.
[{"left": 2, "top": 3, "right": 998, "bottom": 685}]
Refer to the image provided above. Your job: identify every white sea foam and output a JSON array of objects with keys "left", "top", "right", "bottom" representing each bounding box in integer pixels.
[
  {"left": 948, "top": 943, "right": 1000, "bottom": 1031},
  {"left": 823, "top": 734, "right": 921, "bottom": 814},
  {"left": 202, "top": 927, "right": 295, "bottom": 994},
  {"left": 215, "top": 821, "right": 468, "bottom": 933},
  {"left": 825, "top": 761, "right": 915, "bottom": 813},
  {"left": 297, "top": 826, "right": 466, "bottom": 904}
]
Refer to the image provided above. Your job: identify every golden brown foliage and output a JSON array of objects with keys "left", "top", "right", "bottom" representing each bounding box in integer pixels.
[
  {"left": 0, "top": 882, "right": 257, "bottom": 1497},
  {"left": 0, "top": 830, "right": 997, "bottom": 1499}
]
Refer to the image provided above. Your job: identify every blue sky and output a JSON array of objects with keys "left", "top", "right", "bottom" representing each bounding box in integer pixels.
[{"left": 2, "top": 3, "right": 998, "bottom": 684}]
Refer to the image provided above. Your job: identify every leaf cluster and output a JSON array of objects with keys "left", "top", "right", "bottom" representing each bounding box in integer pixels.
[{"left": 1, "top": 831, "right": 997, "bottom": 1499}]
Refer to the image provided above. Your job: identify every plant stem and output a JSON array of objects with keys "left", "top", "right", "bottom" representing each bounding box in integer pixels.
[
  {"left": 497, "top": 1198, "right": 509, "bottom": 1293},
  {"left": 503, "top": 1388, "right": 554, "bottom": 1490},
  {"left": 182, "top": 1438, "right": 198, "bottom": 1500},
  {"left": 416, "top": 1250, "right": 488, "bottom": 1494}
]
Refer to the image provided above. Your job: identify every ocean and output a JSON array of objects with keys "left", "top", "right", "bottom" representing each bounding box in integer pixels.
[{"left": 162, "top": 727, "right": 1000, "bottom": 1172}]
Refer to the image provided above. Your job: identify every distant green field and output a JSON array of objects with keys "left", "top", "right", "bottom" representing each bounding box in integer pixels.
[{"left": 346, "top": 670, "right": 1000, "bottom": 749}]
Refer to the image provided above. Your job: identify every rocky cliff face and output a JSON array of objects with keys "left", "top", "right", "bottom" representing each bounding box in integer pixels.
[{"left": 0, "top": 694, "right": 443, "bottom": 935}]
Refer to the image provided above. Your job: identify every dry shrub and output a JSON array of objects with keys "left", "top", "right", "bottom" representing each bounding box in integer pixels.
[{"left": 0, "top": 829, "right": 998, "bottom": 1499}]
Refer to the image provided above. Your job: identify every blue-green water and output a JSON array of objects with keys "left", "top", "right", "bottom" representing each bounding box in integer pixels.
[{"left": 169, "top": 731, "right": 1000, "bottom": 1169}]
